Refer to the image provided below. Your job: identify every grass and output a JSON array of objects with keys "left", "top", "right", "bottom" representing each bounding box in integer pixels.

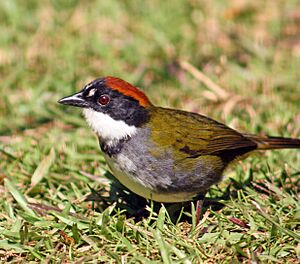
[{"left": 0, "top": 0, "right": 300, "bottom": 262}]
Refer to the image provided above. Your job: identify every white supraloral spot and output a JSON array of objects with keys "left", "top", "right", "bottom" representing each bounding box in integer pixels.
[
  {"left": 87, "top": 88, "right": 96, "bottom": 97},
  {"left": 83, "top": 108, "right": 137, "bottom": 145}
]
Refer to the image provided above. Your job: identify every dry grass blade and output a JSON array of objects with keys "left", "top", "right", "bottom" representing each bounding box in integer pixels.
[{"left": 179, "top": 61, "right": 229, "bottom": 100}]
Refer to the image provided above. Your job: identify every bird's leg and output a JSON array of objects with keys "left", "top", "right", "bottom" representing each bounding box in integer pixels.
[
  {"left": 195, "top": 200, "right": 203, "bottom": 225},
  {"left": 194, "top": 194, "right": 205, "bottom": 225}
]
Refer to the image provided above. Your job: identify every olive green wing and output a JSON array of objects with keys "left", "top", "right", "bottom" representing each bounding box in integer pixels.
[{"left": 149, "top": 107, "right": 257, "bottom": 161}]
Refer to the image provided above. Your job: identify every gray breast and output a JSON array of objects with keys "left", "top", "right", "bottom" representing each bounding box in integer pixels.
[{"left": 109, "top": 128, "right": 222, "bottom": 195}]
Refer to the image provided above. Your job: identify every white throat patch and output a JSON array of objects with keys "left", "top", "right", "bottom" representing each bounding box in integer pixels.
[{"left": 83, "top": 108, "right": 137, "bottom": 145}]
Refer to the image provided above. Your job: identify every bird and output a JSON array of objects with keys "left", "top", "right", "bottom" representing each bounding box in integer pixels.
[{"left": 58, "top": 76, "right": 300, "bottom": 204}]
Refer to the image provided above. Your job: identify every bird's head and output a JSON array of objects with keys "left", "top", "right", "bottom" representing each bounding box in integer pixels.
[{"left": 58, "top": 77, "right": 152, "bottom": 144}]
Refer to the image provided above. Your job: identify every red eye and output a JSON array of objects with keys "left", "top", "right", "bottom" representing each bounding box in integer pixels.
[{"left": 98, "top": 95, "right": 110, "bottom": 106}]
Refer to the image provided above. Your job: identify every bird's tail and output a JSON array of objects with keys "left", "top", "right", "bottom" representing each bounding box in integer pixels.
[{"left": 245, "top": 134, "right": 300, "bottom": 150}]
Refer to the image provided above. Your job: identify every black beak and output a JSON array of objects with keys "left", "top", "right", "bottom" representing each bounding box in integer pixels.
[{"left": 58, "top": 91, "right": 88, "bottom": 108}]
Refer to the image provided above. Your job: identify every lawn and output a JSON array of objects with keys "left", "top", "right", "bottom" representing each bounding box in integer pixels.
[{"left": 0, "top": 0, "right": 300, "bottom": 262}]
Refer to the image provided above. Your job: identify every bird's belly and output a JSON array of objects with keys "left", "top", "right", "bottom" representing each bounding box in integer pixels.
[{"left": 103, "top": 153, "right": 198, "bottom": 203}]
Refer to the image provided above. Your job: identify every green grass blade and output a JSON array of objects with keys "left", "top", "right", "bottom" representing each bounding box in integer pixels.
[
  {"left": 31, "top": 148, "right": 55, "bottom": 186},
  {"left": 4, "top": 179, "right": 36, "bottom": 217}
]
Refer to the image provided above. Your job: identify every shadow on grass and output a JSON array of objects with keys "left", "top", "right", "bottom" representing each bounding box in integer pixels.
[
  {"left": 84, "top": 171, "right": 246, "bottom": 223},
  {"left": 28, "top": 167, "right": 299, "bottom": 224}
]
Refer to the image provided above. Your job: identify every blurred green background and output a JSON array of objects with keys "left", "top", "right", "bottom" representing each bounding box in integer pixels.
[{"left": 0, "top": 0, "right": 300, "bottom": 262}]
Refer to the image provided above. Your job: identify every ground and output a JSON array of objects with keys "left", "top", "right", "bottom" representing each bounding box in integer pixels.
[{"left": 0, "top": 0, "right": 300, "bottom": 263}]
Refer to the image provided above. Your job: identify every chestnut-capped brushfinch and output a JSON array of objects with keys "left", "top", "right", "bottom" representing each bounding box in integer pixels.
[{"left": 59, "top": 77, "right": 300, "bottom": 203}]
